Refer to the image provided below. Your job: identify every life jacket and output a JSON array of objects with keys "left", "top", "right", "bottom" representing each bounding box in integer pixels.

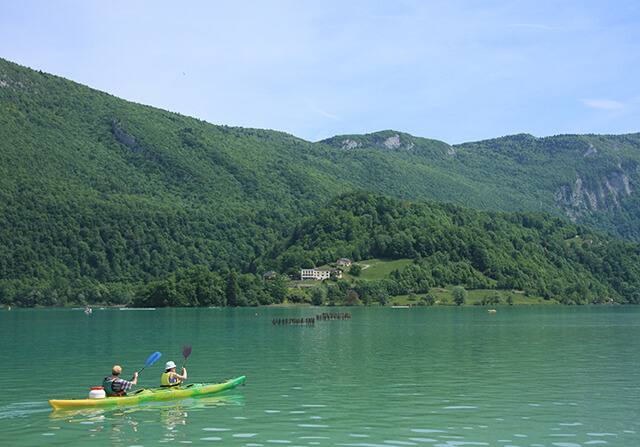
[
  {"left": 103, "top": 376, "right": 127, "bottom": 396},
  {"left": 161, "top": 371, "right": 181, "bottom": 387}
]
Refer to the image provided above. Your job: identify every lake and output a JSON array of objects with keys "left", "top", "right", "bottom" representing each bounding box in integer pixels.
[{"left": 1, "top": 306, "right": 638, "bottom": 446}]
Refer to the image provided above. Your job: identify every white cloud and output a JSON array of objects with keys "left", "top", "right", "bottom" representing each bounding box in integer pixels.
[
  {"left": 309, "top": 103, "right": 341, "bottom": 121},
  {"left": 580, "top": 99, "right": 625, "bottom": 110}
]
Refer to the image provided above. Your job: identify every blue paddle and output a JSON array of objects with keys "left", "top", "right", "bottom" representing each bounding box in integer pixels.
[{"left": 132, "top": 351, "right": 162, "bottom": 380}]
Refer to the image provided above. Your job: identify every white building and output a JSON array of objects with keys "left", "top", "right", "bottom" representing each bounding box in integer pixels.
[{"left": 300, "top": 267, "right": 343, "bottom": 281}]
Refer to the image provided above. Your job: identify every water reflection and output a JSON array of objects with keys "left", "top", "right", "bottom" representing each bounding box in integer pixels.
[{"left": 48, "top": 394, "right": 244, "bottom": 444}]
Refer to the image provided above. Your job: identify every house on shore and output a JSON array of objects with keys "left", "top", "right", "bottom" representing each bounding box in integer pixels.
[
  {"left": 262, "top": 271, "right": 278, "bottom": 280},
  {"left": 300, "top": 267, "right": 343, "bottom": 281},
  {"left": 336, "top": 258, "right": 352, "bottom": 267}
]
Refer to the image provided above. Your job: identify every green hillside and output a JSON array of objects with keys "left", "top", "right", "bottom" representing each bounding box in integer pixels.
[
  {"left": 320, "top": 131, "right": 640, "bottom": 239},
  {"left": 264, "top": 191, "right": 640, "bottom": 305},
  {"left": 0, "top": 58, "right": 352, "bottom": 305},
  {"left": 1, "top": 57, "right": 640, "bottom": 306}
]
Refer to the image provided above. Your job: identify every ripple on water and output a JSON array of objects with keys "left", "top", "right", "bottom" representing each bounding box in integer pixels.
[
  {"left": 442, "top": 406, "right": 477, "bottom": 410},
  {"left": 383, "top": 441, "right": 419, "bottom": 445},
  {"left": 0, "top": 402, "right": 51, "bottom": 419}
]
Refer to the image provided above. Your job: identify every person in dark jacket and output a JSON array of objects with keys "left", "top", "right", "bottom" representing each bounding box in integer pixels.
[{"left": 103, "top": 365, "right": 138, "bottom": 396}]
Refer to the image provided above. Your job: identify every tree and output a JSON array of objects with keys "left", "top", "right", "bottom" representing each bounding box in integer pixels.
[
  {"left": 266, "top": 279, "right": 288, "bottom": 304},
  {"left": 452, "top": 286, "right": 468, "bottom": 306},
  {"left": 344, "top": 289, "right": 362, "bottom": 306},
  {"left": 349, "top": 264, "right": 362, "bottom": 277},
  {"left": 375, "top": 288, "right": 390, "bottom": 306},
  {"left": 327, "top": 285, "right": 344, "bottom": 306},
  {"left": 225, "top": 270, "right": 244, "bottom": 307},
  {"left": 311, "top": 285, "right": 327, "bottom": 305},
  {"left": 482, "top": 291, "right": 503, "bottom": 305},
  {"left": 422, "top": 291, "right": 436, "bottom": 306},
  {"left": 288, "top": 287, "right": 310, "bottom": 303}
]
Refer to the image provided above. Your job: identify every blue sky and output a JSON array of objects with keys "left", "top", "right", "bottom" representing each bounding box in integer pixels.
[{"left": 1, "top": 0, "right": 639, "bottom": 144}]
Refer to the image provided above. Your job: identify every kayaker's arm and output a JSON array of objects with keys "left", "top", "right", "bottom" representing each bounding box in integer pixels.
[
  {"left": 175, "top": 367, "right": 187, "bottom": 381},
  {"left": 131, "top": 372, "right": 139, "bottom": 386}
]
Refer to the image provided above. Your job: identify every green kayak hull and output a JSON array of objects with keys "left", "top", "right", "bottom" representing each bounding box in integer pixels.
[{"left": 49, "top": 375, "right": 245, "bottom": 410}]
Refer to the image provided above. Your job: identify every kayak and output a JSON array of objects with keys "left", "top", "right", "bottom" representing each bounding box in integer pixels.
[{"left": 49, "top": 375, "right": 245, "bottom": 410}]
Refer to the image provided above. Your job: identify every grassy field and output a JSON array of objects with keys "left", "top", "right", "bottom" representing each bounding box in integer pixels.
[
  {"left": 342, "top": 258, "right": 412, "bottom": 281},
  {"left": 292, "top": 258, "right": 557, "bottom": 306}
]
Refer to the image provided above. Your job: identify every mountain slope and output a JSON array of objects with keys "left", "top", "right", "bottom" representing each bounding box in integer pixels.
[
  {"left": 321, "top": 131, "right": 640, "bottom": 238},
  {"left": 1, "top": 57, "right": 640, "bottom": 304},
  {"left": 0, "top": 58, "right": 351, "bottom": 302}
]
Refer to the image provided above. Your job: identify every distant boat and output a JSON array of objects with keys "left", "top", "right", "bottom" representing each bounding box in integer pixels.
[
  {"left": 84, "top": 307, "right": 92, "bottom": 314},
  {"left": 392, "top": 305, "right": 410, "bottom": 308},
  {"left": 488, "top": 309, "right": 497, "bottom": 313},
  {"left": 119, "top": 307, "right": 156, "bottom": 311}
]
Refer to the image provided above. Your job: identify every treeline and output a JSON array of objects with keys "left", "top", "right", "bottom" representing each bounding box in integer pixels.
[
  {"left": 132, "top": 266, "right": 367, "bottom": 308},
  {"left": 264, "top": 191, "right": 640, "bottom": 304}
]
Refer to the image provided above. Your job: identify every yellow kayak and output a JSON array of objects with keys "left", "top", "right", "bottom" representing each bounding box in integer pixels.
[{"left": 49, "top": 376, "right": 245, "bottom": 410}]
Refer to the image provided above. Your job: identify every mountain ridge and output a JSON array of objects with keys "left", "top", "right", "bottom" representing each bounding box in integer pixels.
[{"left": 2, "top": 57, "right": 640, "bottom": 305}]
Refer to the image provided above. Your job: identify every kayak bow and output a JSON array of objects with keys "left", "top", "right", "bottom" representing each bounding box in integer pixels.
[{"left": 49, "top": 375, "right": 245, "bottom": 410}]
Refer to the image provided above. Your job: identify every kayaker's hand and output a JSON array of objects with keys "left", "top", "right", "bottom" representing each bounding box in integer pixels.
[{"left": 134, "top": 372, "right": 139, "bottom": 378}]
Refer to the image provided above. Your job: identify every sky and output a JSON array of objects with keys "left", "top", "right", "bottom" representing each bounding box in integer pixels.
[{"left": 1, "top": 0, "right": 639, "bottom": 144}]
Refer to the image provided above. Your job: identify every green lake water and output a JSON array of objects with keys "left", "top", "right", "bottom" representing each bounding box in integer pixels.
[{"left": 1, "top": 306, "right": 638, "bottom": 446}]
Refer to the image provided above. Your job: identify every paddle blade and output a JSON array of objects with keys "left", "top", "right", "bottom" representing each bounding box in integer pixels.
[
  {"left": 146, "top": 351, "right": 162, "bottom": 367},
  {"left": 182, "top": 345, "right": 192, "bottom": 368},
  {"left": 134, "top": 351, "right": 162, "bottom": 378}
]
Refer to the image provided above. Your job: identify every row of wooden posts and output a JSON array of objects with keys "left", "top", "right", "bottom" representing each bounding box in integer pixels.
[
  {"left": 271, "top": 312, "right": 351, "bottom": 326},
  {"left": 316, "top": 312, "right": 351, "bottom": 321}
]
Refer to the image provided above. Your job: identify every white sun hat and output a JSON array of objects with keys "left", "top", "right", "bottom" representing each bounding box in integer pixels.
[{"left": 165, "top": 361, "right": 177, "bottom": 370}]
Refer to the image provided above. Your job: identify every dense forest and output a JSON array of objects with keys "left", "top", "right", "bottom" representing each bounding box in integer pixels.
[
  {"left": 261, "top": 191, "right": 640, "bottom": 305},
  {"left": 1, "top": 57, "right": 640, "bottom": 307}
]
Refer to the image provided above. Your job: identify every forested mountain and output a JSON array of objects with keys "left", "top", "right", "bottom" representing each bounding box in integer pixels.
[
  {"left": 263, "top": 191, "right": 640, "bottom": 305},
  {"left": 1, "top": 57, "right": 639, "bottom": 306}
]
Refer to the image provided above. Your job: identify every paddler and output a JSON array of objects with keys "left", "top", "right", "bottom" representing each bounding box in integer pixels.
[
  {"left": 103, "top": 365, "right": 138, "bottom": 396},
  {"left": 161, "top": 361, "right": 187, "bottom": 387}
]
